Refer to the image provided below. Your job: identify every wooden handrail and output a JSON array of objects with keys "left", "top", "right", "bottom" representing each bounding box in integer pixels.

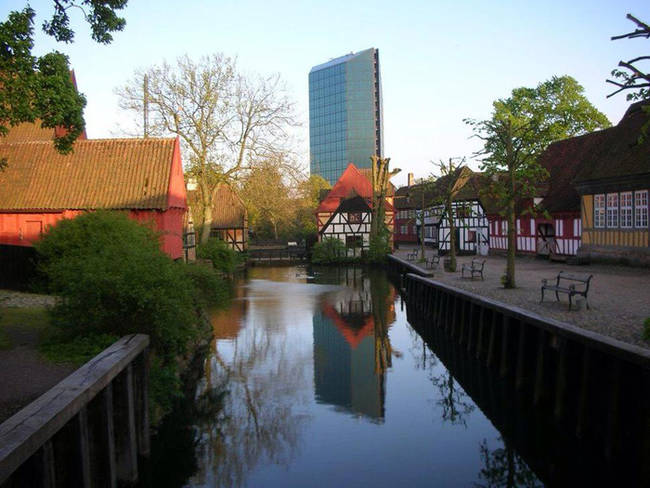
[{"left": 0, "top": 334, "right": 149, "bottom": 484}]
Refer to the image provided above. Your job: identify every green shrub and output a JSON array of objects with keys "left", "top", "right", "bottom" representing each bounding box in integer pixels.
[
  {"left": 197, "top": 238, "right": 240, "bottom": 274},
  {"left": 34, "top": 211, "right": 217, "bottom": 418},
  {"left": 311, "top": 238, "right": 348, "bottom": 264},
  {"left": 643, "top": 318, "right": 650, "bottom": 342},
  {"left": 365, "top": 229, "right": 391, "bottom": 264},
  {"left": 40, "top": 332, "right": 118, "bottom": 365},
  {"left": 181, "top": 263, "right": 232, "bottom": 308},
  {"left": 35, "top": 211, "right": 199, "bottom": 360}
]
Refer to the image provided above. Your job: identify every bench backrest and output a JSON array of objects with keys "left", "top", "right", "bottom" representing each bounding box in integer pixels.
[
  {"left": 557, "top": 271, "right": 593, "bottom": 292},
  {"left": 471, "top": 259, "right": 486, "bottom": 269}
]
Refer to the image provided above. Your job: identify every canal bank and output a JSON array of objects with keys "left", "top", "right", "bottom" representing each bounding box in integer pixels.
[
  {"left": 136, "top": 265, "right": 649, "bottom": 487},
  {"left": 390, "top": 251, "right": 650, "bottom": 348}
]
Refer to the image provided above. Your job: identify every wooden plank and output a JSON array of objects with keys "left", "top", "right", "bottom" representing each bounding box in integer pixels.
[{"left": 0, "top": 334, "right": 149, "bottom": 485}]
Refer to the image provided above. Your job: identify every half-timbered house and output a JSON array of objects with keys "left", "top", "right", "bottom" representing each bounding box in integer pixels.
[
  {"left": 411, "top": 168, "right": 488, "bottom": 254},
  {"left": 316, "top": 163, "right": 394, "bottom": 254},
  {"left": 574, "top": 101, "right": 650, "bottom": 265},
  {"left": 186, "top": 182, "right": 248, "bottom": 252}
]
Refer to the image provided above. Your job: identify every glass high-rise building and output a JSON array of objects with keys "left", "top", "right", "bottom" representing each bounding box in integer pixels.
[{"left": 309, "top": 48, "right": 383, "bottom": 185}]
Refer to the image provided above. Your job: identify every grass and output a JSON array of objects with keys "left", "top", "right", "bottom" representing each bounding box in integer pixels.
[
  {"left": 0, "top": 306, "right": 51, "bottom": 350},
  {"left": 0, "top": 306, "right": 117, "bottom": 365}
]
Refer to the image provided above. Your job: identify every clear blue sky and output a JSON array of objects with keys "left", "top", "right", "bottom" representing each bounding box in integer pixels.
[{"left": 3, "top": 0, "right": 649, "bottom": 186}]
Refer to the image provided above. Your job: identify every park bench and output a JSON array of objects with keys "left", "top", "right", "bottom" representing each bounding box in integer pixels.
[
  {"left": 425, "top": 255, "right": 440, "bottom": 269},
  {"left": 406, "top": 249, "right": 419, "bottom": 262},
  {"left": 461, "top": 259, "right": 486, "bottom": 280},
  {"left": 540, "top": 271, "right": 593, "bottom": 310}
]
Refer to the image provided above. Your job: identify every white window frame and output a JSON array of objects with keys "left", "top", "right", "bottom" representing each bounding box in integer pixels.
[
  {"left": 635, "top": 190, "right": 648, "bottom": 228},
  {"left": 606, "top": 193, "right": 618, "bottom": 228},
  {"left": 594, "top": 194, "right": 605, "bottom": 228},
  {"left": 620, "top": 192, "right": 633, "bottom": 228}
]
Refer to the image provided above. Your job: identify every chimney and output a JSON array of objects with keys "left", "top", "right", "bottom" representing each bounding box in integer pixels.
[{"left": 408, "top": 173, "right": 414, "bottom": 187}]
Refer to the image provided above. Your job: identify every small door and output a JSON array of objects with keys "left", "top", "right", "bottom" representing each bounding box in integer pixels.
[{"left": 537, "top": 223, "right": 555, "bottom": 255}]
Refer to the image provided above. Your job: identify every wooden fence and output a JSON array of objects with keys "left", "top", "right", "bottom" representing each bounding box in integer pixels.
[{"left": 0, "top": 334, "right": 150, "bottom": 487}]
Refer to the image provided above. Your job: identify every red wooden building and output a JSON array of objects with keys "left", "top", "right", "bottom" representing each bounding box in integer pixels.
[{"left": 0, "top": 137, "right": 187, "bottom": 260}]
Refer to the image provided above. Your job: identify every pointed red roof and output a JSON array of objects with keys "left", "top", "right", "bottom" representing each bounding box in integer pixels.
[{"left": 316, "top": 163, "right": 394, "bottom": 213}]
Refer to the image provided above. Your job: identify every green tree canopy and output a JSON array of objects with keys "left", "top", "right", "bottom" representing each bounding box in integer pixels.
[
  {"left": 0, "top": 2, "right": 127, "bottom": 157},
  {"left": 465, "top": 75, "right": 610, "bottom": 288}
]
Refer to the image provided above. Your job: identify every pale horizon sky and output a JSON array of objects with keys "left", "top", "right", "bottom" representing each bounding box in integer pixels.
[{"left": 2, "top": 0, "right": 649, "bottom": 187}]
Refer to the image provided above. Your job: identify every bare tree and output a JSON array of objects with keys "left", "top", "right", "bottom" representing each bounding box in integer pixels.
[
  {"left": 116, "top": 54, "right": 298, "bottom": 243},
  {"left": 607, "top": 14, "right": 650, "bottom": 101}
]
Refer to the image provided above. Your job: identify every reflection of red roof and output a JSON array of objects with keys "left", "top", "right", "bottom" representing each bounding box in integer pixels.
[
  {"left": 322, "top": 303, "right": 374, "bottom": 349},
  {"left": 316, "top": 163, "right": 394, "bottom": 213}
]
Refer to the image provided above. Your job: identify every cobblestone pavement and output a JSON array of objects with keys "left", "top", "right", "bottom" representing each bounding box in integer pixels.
[{"left": 394, "top": 247, "right": 650, "bottom": 349}]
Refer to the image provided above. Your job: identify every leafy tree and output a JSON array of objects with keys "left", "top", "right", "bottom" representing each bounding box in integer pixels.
[
  {"left": 197, "top": 237, "right": 241, "bottom": 274},
  {"left": 239, "top": 153, "right": 296, "bottom": 240},
  {"left": 0, "top": 2, "right": 128, "bottom": 158},
  {"left": 465, "top": 76, "right": 610, "bottom": 288},
  {"left": 607, "top": 13, "right": 650, "bottom": 138},
  {"left": 294, "top": 174, "right": 330, "bottom": 239},
  {"left": 116, "top": 54, "right": 298, "bottom": 243},
  {"left": 311, "top": 237, "right": 347, "bottom": 264}
]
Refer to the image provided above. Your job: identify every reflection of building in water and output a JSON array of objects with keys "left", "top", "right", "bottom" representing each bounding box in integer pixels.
[
  {"left": 312, "top": 269, "right": 394, "bottom": 421},
  {"left": 209, "top": 282, "right": 246, "bottom": 340}
]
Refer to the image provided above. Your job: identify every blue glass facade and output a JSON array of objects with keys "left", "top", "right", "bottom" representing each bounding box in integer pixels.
[{"left": 309, "top": 48, "right": 383, "bottom": 185}]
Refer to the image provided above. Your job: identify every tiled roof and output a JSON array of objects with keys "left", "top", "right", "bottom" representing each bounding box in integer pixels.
[
  {"left": 1, "top": 121, "right": 55, "bottom": 142},
  {"left": 0, "top": 138, "right": 179, "bottom": 211},
  {"left": 210, "top": 184, "right": 247, "bottom": 228},
  {"left": 537, "top": 130, "right": 609, "bottom": 213},
  {"left": 573, "top": 101, "right": 650, "bottom": 184}
]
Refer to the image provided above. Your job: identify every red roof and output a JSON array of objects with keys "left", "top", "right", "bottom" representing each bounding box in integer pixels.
[{"left": 316, "top": 163, "right": 394, "bottom": 213}]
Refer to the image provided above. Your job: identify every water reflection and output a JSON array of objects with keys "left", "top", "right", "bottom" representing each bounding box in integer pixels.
[
  {"left": 313, "top": 268, "right": 395, "bottom": 421},
  {"left": 476, "top": 437, "right": 542, "bottom": 488}
]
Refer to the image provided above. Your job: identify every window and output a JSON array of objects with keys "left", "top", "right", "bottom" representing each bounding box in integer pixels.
[
  {"left": 467, "top": 230, "right": 476, "bottom": 243},
  {"left": 594, "top": 194, "right": 605, "bottom": 228},
  {"left": 636, "top": 190, "right": 648, "bottom": 228},
  {"left": 346, "top": 235, "right": 362, "bottom": 248},
  {"left": 400, "top": 225, "right": 407, "bottom": 234},
  {"left": 620, "top": 192, "right": 633, "bottom": 228},
  {"left": 606, "top": 193, "right": 618, "bottom": 228},
  {"left": 348, "top": 212, "right": 362, "bottom": 224}
]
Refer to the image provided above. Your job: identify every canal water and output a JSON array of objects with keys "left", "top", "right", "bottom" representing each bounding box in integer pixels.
[{"left": 143, "top": 265, "right": 546, "bottom": 487}]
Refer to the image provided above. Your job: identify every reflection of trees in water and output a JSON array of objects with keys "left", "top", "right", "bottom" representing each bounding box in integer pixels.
[
  {"left": 475, "top": 437, "right": 542, "bottom": 488},
  {"left": 192, "top": 316, "right": 311, "bottom": 488},
  {"left": 369, "top": 269, "right": 394, "bottom": 375},
  {"left": 408, "top": 327, "right": 475, "bottom": 427},
  {"left": 431, "top": 371, "right": 475, "bottom": 427}
]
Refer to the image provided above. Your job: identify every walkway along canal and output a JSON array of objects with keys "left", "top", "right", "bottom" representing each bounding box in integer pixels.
[{"left": 136, "top": 264, "right": 649, "bottom": 487}]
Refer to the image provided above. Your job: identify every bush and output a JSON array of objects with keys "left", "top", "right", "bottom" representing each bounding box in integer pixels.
[
  {"left": 365, "top": 229, "right": 391, "bottom": 264},
  {"left": 643, "top": 318, "right": 650, "bottom": 342},
  {"left": 181, "top": 263, "right": 232, "bottom": 308},
  {"left": 197, "top": 238, "right": 240, "bottom": 274},
  {"left": 311, "top": 238, "right": 348, "bottom": 264},
  {"left": 35, "top": 211, "right": 200, "bottom": 360},
  {"left": 34, "top": 211, "right": 221, "bottom": 418}
]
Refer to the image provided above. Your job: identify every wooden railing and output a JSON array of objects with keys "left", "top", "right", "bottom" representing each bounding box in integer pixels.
[{"left": 0, "top": 334, "right": 150, "bottom": 487}]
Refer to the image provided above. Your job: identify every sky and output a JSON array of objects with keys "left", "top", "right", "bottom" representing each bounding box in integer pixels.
[{"left": 2, "top": 0, "right": 649, "bottom": 187}]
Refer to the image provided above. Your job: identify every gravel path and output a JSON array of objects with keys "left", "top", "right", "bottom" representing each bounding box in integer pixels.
[
  {"left": 0, "top": 291, "right": 72, "bottom": 424},
  {"left": 394, "top": 247, "right": 650, "bottom": 349}
]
